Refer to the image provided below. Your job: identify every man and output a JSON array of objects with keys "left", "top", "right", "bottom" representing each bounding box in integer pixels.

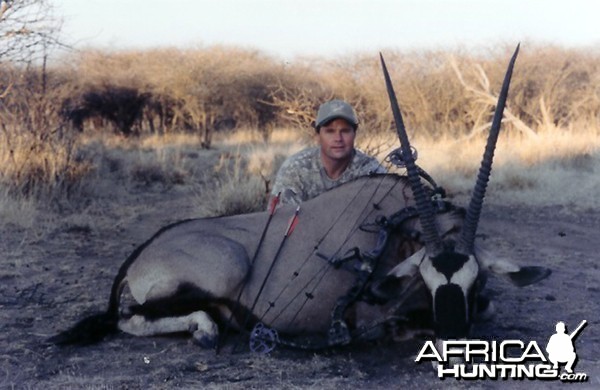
[{"left": 271, "top": 99, "right": 385, "bottom": 206}]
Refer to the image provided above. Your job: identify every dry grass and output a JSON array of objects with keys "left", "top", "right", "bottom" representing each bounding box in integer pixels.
[
  {"left": 376, "top": 122, "right": 600, "bottom": 210},
  {"left": 195, "top": 130, "right": 304, "bottom": 217},
  {"left": 1, "top": 44, "right": 600, "bottom": 229},
  {"left": 2, "top": 120, "right": 599, "bottom": 231},
  {"left": 193, "top": 152, "right": 266, "bottom": 217},
  {"left": 0, "top": 125, "right": 92, "bottom": 201},
  {"left": 195, "top": 119, "right": 600, "bottom": 217},
  {"left": 0, "top": 187, "right": 38, "bottom": 229}
]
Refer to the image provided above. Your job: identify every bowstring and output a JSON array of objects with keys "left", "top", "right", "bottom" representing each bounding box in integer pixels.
[{"left": 260, "top": 259, "right": 332, "bottom": 325}]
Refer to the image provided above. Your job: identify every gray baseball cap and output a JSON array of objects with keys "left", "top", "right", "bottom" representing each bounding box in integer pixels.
[{"left": 315, "top": 99, "right": 358, "bottom": 129}]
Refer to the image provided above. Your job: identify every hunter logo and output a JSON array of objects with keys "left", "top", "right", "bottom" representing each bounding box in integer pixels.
[
  {"left": 416, "top": 320, "right": 588, "bottom": 382},
  {"left": 546, "top": 320, "right": 586, "bottom": 374}
]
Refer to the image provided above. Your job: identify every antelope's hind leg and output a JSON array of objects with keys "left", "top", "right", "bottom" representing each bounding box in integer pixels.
[
  {"left": 119, "top": 234, "right": 251, "bottom": 347},
  {"left": 118, "top": 282, "right": 229, "bottom": 348},
  {"left": 119, "top": 310, "right": 219, "bottom": 348}
]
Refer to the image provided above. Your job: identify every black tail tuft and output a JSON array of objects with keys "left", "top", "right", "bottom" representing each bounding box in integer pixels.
[{"left": 48, "top": 312, "right": 118, "bottom": 346}]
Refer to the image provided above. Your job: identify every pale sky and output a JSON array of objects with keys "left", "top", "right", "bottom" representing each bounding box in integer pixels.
[{"left": 54, "top": 0, "right": 600, "bottom": 60}]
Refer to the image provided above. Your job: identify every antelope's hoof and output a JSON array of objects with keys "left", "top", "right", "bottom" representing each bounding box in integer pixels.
[
  {"left": 192, "top": 331, "right": 218, "bottom": 349},
  {"left": 189, "top": 322, "right": 218, "bottom": 349}
]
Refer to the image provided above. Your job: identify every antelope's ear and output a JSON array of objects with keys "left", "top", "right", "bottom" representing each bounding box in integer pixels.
[
  {"left": 387, "top": 247, "right": 426, "bottom": 278},
  {"left": 505, "top": 266, "right": 552, "bottom": 287},
  {"left": 474, "top": 244, "right": 552, "bottom": 287},
  {"left": 369, "top": 248, "right": 426, "bottom": 302}
]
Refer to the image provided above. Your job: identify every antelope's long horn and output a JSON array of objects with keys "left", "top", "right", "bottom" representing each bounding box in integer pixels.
[
  {"left": 380, "top": 53, "right": 443, "bottom": 256},
  {"left": 456, "top": 44, "right": 520, "bottom": 255}
]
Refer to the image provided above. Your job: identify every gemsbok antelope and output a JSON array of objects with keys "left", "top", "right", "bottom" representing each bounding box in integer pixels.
[{"left": 51, "top": 45, "right": 550, "bottom": 353}]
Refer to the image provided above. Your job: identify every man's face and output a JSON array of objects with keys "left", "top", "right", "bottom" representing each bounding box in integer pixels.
[{"left": 318, "top": 118, "right": 356, "bottom": 162}]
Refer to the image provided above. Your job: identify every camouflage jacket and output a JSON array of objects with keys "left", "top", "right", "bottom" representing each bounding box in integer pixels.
[{"left": 270, "top": 147, "right": 386, "bottom": 206}]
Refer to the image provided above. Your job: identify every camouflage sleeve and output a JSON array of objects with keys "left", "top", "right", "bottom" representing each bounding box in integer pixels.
[
  {"left": 366, "top": 157, "right": 387, "bottom": 174},
  {"left": 355, "top": 150, "right": 387, "bottom": 175},
  {"left": 270, "top": 158, "right": 304, "bottom": 207}
]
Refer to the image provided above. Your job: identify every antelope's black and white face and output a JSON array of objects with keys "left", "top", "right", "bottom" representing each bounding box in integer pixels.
[{"left": 419, "top": 249, "right": 479, "bottom": 339}]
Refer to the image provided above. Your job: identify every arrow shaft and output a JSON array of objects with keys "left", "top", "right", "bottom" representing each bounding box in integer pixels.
[
  {"left": 216, "top": 193, "right": 280, "bottom": 353},
  {"left": 249, "top": 206, "right": 300, "bottom": 315}
]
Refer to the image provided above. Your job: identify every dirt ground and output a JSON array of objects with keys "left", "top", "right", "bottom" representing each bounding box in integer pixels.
[{"left": 1, "top": 175, "right": 599, "bottom": 389}]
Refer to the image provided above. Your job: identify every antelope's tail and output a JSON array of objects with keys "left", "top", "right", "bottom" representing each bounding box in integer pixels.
[
  {"left": 48, "top": 311, "right": 119, "bottom": 346},
  {"left": 48, "top": 214, "right": 191, "bottom": 346},
  {"left": 48, "top": 261, "right": 129, "bottom": 346}
]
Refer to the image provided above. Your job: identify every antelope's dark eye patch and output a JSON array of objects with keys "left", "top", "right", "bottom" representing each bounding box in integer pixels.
[{"left": 431, "top": 252, "right": 469, "bottom": 280}]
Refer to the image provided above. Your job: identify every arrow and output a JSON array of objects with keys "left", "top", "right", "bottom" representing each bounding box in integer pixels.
[
  {"left": 216, "top": 192, "right": 280, "bottom": 353},
  {"left": 249, "top": 205, "right": 301, "bottom": 316}
]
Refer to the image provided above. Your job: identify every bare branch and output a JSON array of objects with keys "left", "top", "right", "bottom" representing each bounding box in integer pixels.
[
  {"left": 450, "top": 57, "right": 538, "bottom": 139},
  {"left": 0, "top": 81, "right": 13, "bottom": 99},
  {"left": 0, "top": 0, "right": 62, "bottom": 64},
  {"left": 265, "top": 79, "right": 333, "bottom": 132}
]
